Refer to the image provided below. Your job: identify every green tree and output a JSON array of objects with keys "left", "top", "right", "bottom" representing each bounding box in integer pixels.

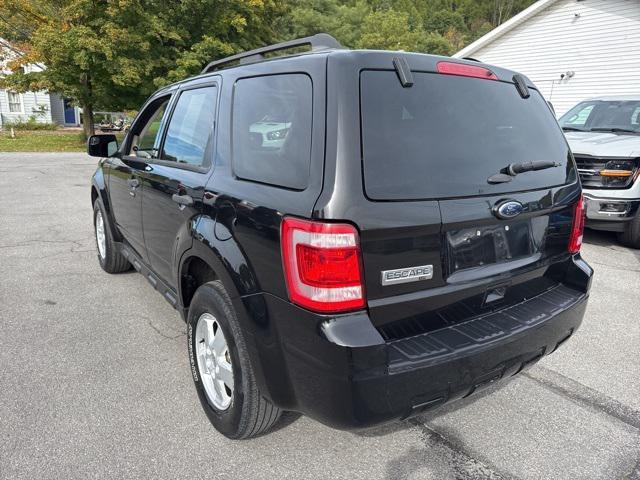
[
  {"left": 424, "top": 32, "right": 455, "bottom": 56},
  {"left": 357, "top": 9, "right": 432, "bottom": 52},
  {"left": 0, "top": 0, "right": 538, "bottom": 141},
  {"left": 159, "top": 0, "right": 286, "bottom": 85},
  {"left": 0, "top": 0, "right": 283, "bottom": 138},
  {"left": 277, "top": 0, "right": 370, "bottom": 48},
  {"left": 424, "top": 9, "right": 466, "bottom": 35},
  {"left": 0, "top": 0, "right": 173, "bottom": 137},
  {"left": 278, "top": 0, "right": 535, "bottom": 55}
]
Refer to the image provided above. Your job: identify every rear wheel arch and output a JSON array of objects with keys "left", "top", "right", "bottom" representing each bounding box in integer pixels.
[
  {"left": 178, "top": 238, "right": 246, "bottom": 317},
  {"left": 180, "top": 217, "right": 261, "bottom": 313},
  {"left": 180, "top": 226, "right": 293, "bottom": 412},
  {"left": 180, "top": 255, "right": 220, "bottom": 312}
]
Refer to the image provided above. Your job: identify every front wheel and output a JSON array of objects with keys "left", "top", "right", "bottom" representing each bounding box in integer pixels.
[
  {"left": 618, "top": 210, "right": 640, "bottom": 249},
  {"left": 187, "top": 281, "right": 281, "bottom": 439},
  {"left": 93, "top": 201, "right": 131, "bottom": 273}
]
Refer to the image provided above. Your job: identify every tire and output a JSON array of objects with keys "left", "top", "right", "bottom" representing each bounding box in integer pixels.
[
  {"left": 93, "top": 200, "right": 131, "bottom": 273},
  {"left": 617, "top": 211, "right": 640, "bottom": 249},
  {"left": 187, "top": 281, "right": 281, "bottom": 439}
]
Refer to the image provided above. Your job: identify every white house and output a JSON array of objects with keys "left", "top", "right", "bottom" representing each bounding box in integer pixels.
[
  {"left": 0, "top": 39, "right": 81, "bottom": 128},
  {"left": 454, "top": 0, "right": 640, "bottom": 116}
]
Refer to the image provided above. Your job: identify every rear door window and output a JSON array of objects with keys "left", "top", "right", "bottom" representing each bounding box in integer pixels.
[
  {"left": 161, "top": 86, "right": 217, "bottom": 167},
  {"left": 232, "top": 74, "right": 313, "bottom": 190},
  {"left": 360, "top": 71, "right": 574, "bottom": 200}
]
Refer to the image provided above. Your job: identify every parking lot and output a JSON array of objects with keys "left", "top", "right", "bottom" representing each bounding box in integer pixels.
[{"left": 0, "top": 152, "right": 639, "bottom": 480}]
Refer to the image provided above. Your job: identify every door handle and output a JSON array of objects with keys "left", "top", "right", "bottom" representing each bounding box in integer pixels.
[
  {"left": 172, "top": 194, "right": 194, "bottom": 207},
  {"left": 127, "top": 178, "right": 140, "bottom": 188}
]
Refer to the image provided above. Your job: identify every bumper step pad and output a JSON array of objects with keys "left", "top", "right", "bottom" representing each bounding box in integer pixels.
[{"left": 388, "top": 284, "right": 584, "bottom": 370}]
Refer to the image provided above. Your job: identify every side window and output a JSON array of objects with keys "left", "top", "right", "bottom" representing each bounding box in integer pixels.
[
  {"left": 161, "top": 86, "right": 217, "bottom": 167},
  {"left": 565, "top": 104, "right": 594, "bottom": 126},
  {"left": 130, "top": 98, "right": 170, "bottom": 158},
  {"left": 232, "top": 74, "right": 313, "bottom": 190},
  {"left": 632, "top": 107, "right": 640, "bottom": 126}
]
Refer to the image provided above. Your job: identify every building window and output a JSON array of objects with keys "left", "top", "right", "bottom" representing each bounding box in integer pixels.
[{"left": 8, "top": 92, "right": 23, "bottom": 113}]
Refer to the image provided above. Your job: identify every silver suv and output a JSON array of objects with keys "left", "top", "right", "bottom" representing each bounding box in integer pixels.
[{"left": 559, "top": 97, "right": 640, "bottom": 247}]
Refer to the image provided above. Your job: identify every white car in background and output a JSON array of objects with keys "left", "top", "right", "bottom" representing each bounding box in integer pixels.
[
  {"left": 559, "top": 97, "right": 640, "bottom": 248},
  {"left": 249, "top": 118, "right": 291, "bottom": 149}
]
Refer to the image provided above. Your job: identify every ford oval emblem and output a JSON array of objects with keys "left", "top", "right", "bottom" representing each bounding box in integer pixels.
[{"left": 494, "top": 200, "right": 524, "bottom": 219}]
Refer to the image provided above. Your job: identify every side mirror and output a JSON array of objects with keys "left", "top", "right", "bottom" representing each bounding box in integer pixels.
[{"left": 87, "top": 134, "right": 118, "bottom": 157}]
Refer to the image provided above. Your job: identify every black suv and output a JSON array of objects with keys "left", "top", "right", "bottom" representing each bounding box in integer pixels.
[{"left": 89, "top": 34, "right": 593, "bottom": 439}]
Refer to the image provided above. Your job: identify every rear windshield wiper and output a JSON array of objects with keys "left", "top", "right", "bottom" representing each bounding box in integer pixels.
[
  {"left": 561, "top": 126, "right": 587, "bottom": 132},
  {"left": 589, "top": 127, "right": 639, "bottom": 134},
  {"left": 487, "top": 160, "right": 560, "bottom": 184}
]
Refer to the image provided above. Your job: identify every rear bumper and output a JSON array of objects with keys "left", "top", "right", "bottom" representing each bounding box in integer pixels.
[
  {"left": 584, "top": 190, "right": 640, "bottom": 231},
  {"left": 239, "top": 256, "right": 592, "bottom": 429}
]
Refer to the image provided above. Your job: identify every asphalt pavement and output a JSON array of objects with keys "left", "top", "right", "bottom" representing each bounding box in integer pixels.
[{"left": 0, "top": 153, "right": 639, "bottom": 480}]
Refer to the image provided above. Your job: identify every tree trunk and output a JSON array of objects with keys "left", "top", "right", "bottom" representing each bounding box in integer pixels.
[
  {"left": 80, "top": 72, "right": 95, "bottom": 139},
  {"left": 82, "top": 103, "right": 95, "bottom": 139}
]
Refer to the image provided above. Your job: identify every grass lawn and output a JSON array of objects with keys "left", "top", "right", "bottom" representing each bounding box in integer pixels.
[{"left": 0, "top": 130, "right": 125, "bottom": 152}]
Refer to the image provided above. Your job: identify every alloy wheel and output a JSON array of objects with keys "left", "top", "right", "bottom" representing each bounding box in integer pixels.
[{"left": 195, "top": 313, "right": 234, "bottom": 410}]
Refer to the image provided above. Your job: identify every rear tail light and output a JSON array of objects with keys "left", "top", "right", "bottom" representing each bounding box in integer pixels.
[
  {"left": 281, "top": 217, "right": 365, "bottom": 313},
  {"left": 437, "top": 61, "right": 498, "bottom": 81},
  {"left": 568, "top": 194, "right": 586, "bottom": 254}
]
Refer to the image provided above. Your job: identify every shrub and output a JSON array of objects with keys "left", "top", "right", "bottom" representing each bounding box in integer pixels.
[{"left": 3, "top": 116, "right": 59, "bottom": 131}]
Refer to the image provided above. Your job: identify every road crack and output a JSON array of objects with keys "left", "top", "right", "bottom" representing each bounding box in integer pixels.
[
  {"left": 147, "top": 318, "right": 185, "bottom": 340},
  {"left": 624, "top": 455, "right": 640, "bottom": 480},
  {"left": 525, "top": 366, "right": 640, "bottom": 430},
  {"left": 0, "top": 239, "right": 83, "bottom": 249},
  {"left": 409, "top": 420, "right": 519, "bottom": 480}
]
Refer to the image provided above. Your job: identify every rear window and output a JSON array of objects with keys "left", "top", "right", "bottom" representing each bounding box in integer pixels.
[
  {"left": 232, "top": 74, "right": 313, "bottom": 190},
  {"left": 360, "top": 71, "right": 574, "bottom": 200}
]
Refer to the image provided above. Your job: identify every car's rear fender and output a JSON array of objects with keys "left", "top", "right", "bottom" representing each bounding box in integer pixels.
[{"left": 180, "top": 215, "right": 297, "bottom": 408}]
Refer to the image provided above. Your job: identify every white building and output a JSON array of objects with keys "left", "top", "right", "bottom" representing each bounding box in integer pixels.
[
  {"left": 454, "top": 0, "right": 640, "bottom": 115},
  {"left": 0, "top": 39, "right": 81, "bottom": 128}
]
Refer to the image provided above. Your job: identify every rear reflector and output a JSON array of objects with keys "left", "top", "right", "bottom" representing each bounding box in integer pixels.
[
  {"left": 568, "top": 194, "right": 585, "bottom": 254},
  {"left": 281, "top": 217, "right": 365, "bottom": 313},
  {"left": 437, "top": 61, "right": 498, "bottom": 81}
]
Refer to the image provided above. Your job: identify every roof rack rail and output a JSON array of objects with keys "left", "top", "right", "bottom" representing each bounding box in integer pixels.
[{"left": 201, "top": 33, "right": 343, "bottom": 74}]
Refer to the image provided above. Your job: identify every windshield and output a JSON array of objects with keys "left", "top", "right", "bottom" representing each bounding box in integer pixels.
[
  {"left": 559, "top": 100, "right": 640, "bottom": 133},
  {"left": 360, "top": 71, "right": 575, "bottom": 201}
]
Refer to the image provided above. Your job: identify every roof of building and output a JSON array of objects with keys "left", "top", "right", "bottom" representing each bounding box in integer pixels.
[{"left": 453, "top": 0, "right": 561, "bottom": 58}]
